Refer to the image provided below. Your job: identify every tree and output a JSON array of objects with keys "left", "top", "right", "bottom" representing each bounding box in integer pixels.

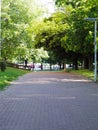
[
  {"left": 33, "top": 11, "right": 70, "bottom": 67},
  {"left": 1, "top": 0, "right": 30, "bottom": 60},
  {"left": 68, "top": 0, "right": 98, "bottom": 70},
  {"left": 1, "top": 0, "right": 46, "bottom": 61},
  {"left": 54, "top": 0, "right": 98, "bottom": 70}
]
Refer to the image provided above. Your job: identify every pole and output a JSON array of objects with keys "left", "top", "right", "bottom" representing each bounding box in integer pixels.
[
  {"left": 94, "top": 21, "right": 97, "bottom": 82},
  {"left": 84, "top": 18, "right": 98, "bottom": 82}
]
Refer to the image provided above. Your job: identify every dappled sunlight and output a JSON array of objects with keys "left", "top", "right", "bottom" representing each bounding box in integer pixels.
[
  {"left": 4, "top": 93, "right": 76, "bottom": 101},
  {"left": 11, "top": 77, "right": 91, "bottom": 85},
  {"left": 54, "top": 96, "right": 76, "bottom": 100},
  {"left": 90, "top": 93, "right": 98, "bottom": 97},
  {"left": 11, "top": 79, "right": 51, "bottom": 85},
  {"left": 61, "top": 78, "right": 91, "bottom": 82}
]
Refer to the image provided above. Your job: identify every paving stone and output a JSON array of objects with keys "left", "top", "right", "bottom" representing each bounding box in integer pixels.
[{"left": 0, "top": 71, "right": 98, "bottom": 130}]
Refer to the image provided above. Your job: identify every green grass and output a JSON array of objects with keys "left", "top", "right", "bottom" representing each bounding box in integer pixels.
[
  {"left": 0, "top": 67, "right": 29, "bottom": 90},
  {"left": 67, "top": 69, "right": 98, "bottom": 81}
]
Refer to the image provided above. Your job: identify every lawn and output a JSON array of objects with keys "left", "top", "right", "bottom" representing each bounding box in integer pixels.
[
  {"left": 68, "top": 69, "right": 98, "bottom": 81},
  {"left": 0, "top": 67, "right": 29, "bottom": 90}
]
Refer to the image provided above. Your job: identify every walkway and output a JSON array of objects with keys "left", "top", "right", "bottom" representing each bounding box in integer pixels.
[{"left": 0, "top": 71, "right": 98, "bottom": 130}]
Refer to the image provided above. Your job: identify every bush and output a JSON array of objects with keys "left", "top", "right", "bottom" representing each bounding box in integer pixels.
[{"left": 0, "top": 61, "right": 6, "bottom": 72}]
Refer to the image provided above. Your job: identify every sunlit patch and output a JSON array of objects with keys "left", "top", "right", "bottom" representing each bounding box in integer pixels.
[
  {"left": 61, "top": 79, "right": 91, "bottom": 82},
  {"left": 11, "top": 80, "right": 51, "bottom": 85},
  {"left": 91, "top": 93, "right": 98, "bottom": 96},
  {"left": 4, "top": 94, "right": 76, "bottom": 101},
  {"left": 5, "top": 97, "right": 25, "bottom": 101},
  {"left": 54, "top": 96, "right": 76, "bottom": 100},
  {"left": 11, "top": 77, "right": 91, "bottom": 85}
]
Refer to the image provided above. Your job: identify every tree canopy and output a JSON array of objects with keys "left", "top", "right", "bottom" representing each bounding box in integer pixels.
[
  {"left": 34, "top": 0, "right": 98, "bottom": 69},
  {"left": 1, "top": 0, "right": 98, "bottom": 70},
  {"left": 1, "top": 0, "right": 47, "bottom": 62}
]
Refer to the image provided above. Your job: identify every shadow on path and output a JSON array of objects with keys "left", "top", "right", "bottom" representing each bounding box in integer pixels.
[{"left": 0, "top": 71, "right": 98, "bottom": 130}]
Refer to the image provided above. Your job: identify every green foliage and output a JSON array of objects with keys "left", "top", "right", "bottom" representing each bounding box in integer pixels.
[
  {"left": 14, "top": 44, "right": 30, "bottom": 62},
  {"left": 34, "top": 11, "right": 70, "bottom": 63},
  {"left": 70, "top": 69, "right": 97, "bottom": 81},
  {"left": 1, "top": 0, "right": 45, "bottom": 61},
  {"left": 34, "top": 0, "right": 98, "bottom": 69},
  {"left": 1, "top": 0, "right": 98, "bottom": 70},
  {"left": 1, "top": 0, "right": 30, "bottom": 60},
  {"left": 30, "top": 47, "right": 49, "bottom": 63}
]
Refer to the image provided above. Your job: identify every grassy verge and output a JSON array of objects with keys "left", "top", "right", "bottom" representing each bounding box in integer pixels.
[
  {"left": 0, "top": 67, "right": 29, "bottom": 90},
  {"left": 66, "top": 69, "right": 98, "bottom": 81}
]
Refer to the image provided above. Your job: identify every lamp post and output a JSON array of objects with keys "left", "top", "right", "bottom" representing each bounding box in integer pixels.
[{"left": 84, "top": 18, "right": 98, "bottom": 82}]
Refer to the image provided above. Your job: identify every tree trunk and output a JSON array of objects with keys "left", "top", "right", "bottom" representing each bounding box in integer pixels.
[
  {"left": 62, "top": 63, "right": 65, "bottom": 70},
  {"left": 41, "top": 63, "right": 43, "bottom": 70},
  {"left": 50, "top": 63, "right": 52, "bottom": 70},
  {"left": 64, "top": 63, "right": 66, "bottom": 70},
  {"left": 88, "top": 55, "right": 93, "bottom": 71},
  {"left": 83, "top": 57, "right": 89, "bottom": 69},
  {"left": 59, "top": 62, "right": 62, "bottom": 70},
  {"left": 73, "top": 58, "right": 78, "bottom": 70}
]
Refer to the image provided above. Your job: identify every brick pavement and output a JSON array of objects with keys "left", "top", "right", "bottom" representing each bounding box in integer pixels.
[{"left": 0, "top": 71, "right": 98, "bottom": 130}]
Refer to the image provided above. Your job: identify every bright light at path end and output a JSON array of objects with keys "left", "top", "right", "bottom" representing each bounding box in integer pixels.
[{"left": 38, "top": 0, "right": 55, "bottom": 14}]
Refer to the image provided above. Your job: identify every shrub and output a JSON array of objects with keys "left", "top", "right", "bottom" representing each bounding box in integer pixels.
[{"left": 0, "top": 61, "right": 6, "bottom": 72}]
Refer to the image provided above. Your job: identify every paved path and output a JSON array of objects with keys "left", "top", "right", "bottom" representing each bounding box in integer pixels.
[{"left": 0, "top": 71, "right": 98, "bottom": 130}]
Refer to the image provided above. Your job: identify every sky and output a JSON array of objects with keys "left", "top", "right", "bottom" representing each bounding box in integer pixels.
[{"left": 38, "top": 0, "right": 55, "bottom": 16}]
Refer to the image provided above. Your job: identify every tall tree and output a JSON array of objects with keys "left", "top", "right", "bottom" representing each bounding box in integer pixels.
[
  {"left": 34, "top": 11, "right": 70, "bottom": 64},
  {"left": 54, "top": 0, "right": 98, "bottom": 69},
  {"left": 1, "top": 0, "right": 45, "bottom": 61},
  {"left": 34, "top": 0, "right": 98, "bottom": 70}
]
